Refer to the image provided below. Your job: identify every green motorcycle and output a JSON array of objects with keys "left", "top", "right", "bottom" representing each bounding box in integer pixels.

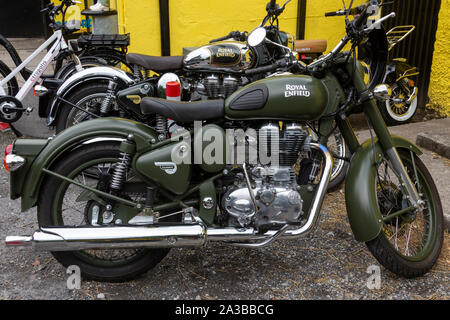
[{"left": 4, "top": 0, "right": 444, "bottom": 282}]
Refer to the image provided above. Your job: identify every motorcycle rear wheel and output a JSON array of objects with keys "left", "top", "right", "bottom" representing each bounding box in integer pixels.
[
  {"left": 55, "top": 81, "right": 113, "bottom": 133},
  {"left": 365, "top": 149, "right": 444, "bottom": 278},
  {"left": 378, "top": 82, "right": 418, "bottom": 126},
  {"left": 37, "top": 142, "right": 173, "bottom": 282}
]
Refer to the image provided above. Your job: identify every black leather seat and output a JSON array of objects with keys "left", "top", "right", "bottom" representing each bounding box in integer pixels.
[
  {"left": 126, "top": 53, "right": 183, "bottom": 72},
  {"left": 140, "top": 97, "right": 224, "bottom": 123}
]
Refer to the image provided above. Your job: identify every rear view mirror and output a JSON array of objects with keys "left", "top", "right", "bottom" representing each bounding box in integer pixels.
[{"left": 247, "top": 27, "right": 267, "bottom": 47}]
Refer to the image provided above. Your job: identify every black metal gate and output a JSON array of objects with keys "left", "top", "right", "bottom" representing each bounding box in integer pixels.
[
  {"left": 382, "top": 0, "right": 442, "bottom": 108},
  {"left": 0, "top": 0, "right": 48, "bottom": 38}
]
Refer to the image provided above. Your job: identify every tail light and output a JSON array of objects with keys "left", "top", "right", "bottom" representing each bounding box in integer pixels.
[{"left": 4, "top": 144, "right": 25, "bottom": 172}]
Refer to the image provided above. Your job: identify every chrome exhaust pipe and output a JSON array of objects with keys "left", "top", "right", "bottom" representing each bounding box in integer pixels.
[{"left": 5, "top": 224, "right": 207, "bottom": 251}]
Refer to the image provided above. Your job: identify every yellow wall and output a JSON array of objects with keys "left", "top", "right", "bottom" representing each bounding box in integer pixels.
[
  {"left": 116, "top": 0, "right": 161, "bottom": 55},
  {"left": 117, "top": 0, "right": 298, "bottom": 56},
  {"left": 116, "top": 0, "right": 366, "bottom": 56},
  {"left": 428, "top": 0, "right": 450, "bottom": 116},
  {"left": 169, "top": 0, "right": 298, "bottom": 55},
  {"left": 304, "top": 0, "right": 366, "bottom": 50}
]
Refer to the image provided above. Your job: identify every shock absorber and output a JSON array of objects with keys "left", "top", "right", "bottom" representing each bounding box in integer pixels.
[
  {"left": 100, "top": 77, "right": 118, "bottom": 116},
  {"left": 155, "top": 114, "right": 168, "bottom": 140},
  {"left": 109, "top": 135, "right": 136, "bottom": 193}
]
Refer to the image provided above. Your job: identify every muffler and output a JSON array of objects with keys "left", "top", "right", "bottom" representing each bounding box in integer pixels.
[{"left": 5, "top": 224, "right": 206, "bottom": 251}]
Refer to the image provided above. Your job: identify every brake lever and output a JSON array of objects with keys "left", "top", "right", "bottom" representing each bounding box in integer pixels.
[{"left": 363, "top": 12, "right": 396, "bottom": 32}]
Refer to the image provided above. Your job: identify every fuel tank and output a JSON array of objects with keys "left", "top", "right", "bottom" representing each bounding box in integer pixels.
[
  {"left": 183, "top": 41, "right": 254, "bottom": 71},
  {"left": 224, "top": 74, "right": 343, "bottom": 121}
]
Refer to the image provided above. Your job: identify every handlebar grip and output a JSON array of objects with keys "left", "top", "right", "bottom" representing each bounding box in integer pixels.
[
  {"left": 209, "top": 35, "right": 230, "bottom": 43},
  {"left": 244, "top": 63, "right": 278, "bottom": 76},
  {"left": 325, "top": 11, "right": 338, "bottom": 17}
]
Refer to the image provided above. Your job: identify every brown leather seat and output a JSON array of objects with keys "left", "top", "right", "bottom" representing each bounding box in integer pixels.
[
  {"left": 126, "top": 53, "right": 184, "bottom": 72},
  {"left": 294, "top": 39, "right": 327, "bottom": 54}
]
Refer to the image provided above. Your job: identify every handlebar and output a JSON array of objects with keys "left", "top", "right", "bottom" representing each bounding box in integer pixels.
[
  {"left": 324, "top": 4, "right": 366, "bottom": 17},
  {"left": 41, "top": 0, "right": 79, "bottom": 33},
  {"left": 309, "top": 2, "right": 394, "bottom": 73},
  {"left": 324, "top": 10, "right": 345, "bottom": 17},
  {"left": 209, "top": 31, "right": 247, "bottom": 43},
  {"left": 244, "top": 57, "right": 294, "bottom": 76},
  {"left": 269, "top": 0, "right": 277, "bottom": 10}
]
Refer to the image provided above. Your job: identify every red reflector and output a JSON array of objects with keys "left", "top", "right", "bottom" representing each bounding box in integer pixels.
[
  {"left": 6, "top": 241, "right": 24, "bottom": 245},
  {"left": 4, "top": 144, "right": 12, "bottom": 172},
  {"left": 301, "top": 54, "right": 307, "bottom": 60}
]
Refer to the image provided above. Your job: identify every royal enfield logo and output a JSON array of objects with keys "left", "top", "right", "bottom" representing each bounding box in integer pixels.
[
  {"left": 155, "top": 162, "right": 177, "bottom": 174},
  {"left": 216, "top": 47, "right": 236, "bottom": 58},
  {"left": 284, "top": 84, "right": 311, "bottom": 98}
]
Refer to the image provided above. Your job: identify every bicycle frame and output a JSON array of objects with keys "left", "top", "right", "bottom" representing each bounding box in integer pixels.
[{"left": 0, "top": 30, "right": 69, "bottom": 101}]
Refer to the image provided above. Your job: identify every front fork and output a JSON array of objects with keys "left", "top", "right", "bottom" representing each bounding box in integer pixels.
[
  {"left": 364, "top": 100, "right": 424, "bottom": 210},
  {"left": 340, "top": 99, "right": 424, "bottom": 211}
]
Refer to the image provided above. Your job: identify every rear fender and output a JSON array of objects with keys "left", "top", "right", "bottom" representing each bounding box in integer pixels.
[
  {"left": 18, "top": 118, "right": 157, "bottom": 212},
  {"left": 46, "top": 66, "right": 135, "bottom": 126},
  {"left": 345, "top": 135, "right": 422, "bottom": 242}
]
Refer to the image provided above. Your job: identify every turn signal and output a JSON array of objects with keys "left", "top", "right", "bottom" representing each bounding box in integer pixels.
[{"left": 4, "top": 144, "right": 25, "bottom": 172}]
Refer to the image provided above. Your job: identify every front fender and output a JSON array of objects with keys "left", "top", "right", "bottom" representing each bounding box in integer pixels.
[
  {"left": 345, "top": 135, "right": 422, "bottom": 242},
  {"left": 46, "top": 66, "right": 135, "bottom": 126},
  {"left": 20, "top": 118, "right": 157, "bottom": 212}
]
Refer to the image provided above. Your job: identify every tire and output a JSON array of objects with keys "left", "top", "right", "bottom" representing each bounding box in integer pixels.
[
  {"left": 0, "top": 59, "right": 19, "bottom": 96},
  {"left": 366, "top": 149, "right": 444, "bottom": 278},
  {"left": 37, "top": 142, "right": 172, "bottom": 282},
  {"left": 377, "top": 81, "right": 418, "bottom": 126},
  {"left": 55, "top": 81, "right": 111, "bottom": 133}
]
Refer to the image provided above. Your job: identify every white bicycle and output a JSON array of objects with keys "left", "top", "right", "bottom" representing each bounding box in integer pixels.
[{"left": 0, "top": 0, "right": 103, "bottom": 124}]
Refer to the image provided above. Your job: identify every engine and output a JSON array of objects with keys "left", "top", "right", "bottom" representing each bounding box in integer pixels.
[
  {"left": 221, "top": 122, "right": 311, "bottom": 229},
  {"left": 196, "top": 74, "right": 241, "bottom": 99}
]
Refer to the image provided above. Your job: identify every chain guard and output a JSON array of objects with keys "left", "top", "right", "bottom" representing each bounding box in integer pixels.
[{"left": 0, "top": 96, "right": 24, "bottom": 123}]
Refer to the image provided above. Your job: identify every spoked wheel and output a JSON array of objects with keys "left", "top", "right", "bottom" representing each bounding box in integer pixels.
[
  {"left": 326, "top": 128, "right": 350, "bottom": 191},
  {"left": 378, "top": 81, "right": 418, "bottom": 126},
  {"left": 0, "top": 60, "right": 19, "bottom": 96},
  {"left": 55, "top": 82, "right": 119, "bottom": 133},
  {"left": 366, "top": 149, "right": 444, "bottom": 278},
  {"left": 37, "top": 142, "right": 174, "bottom": 282}
]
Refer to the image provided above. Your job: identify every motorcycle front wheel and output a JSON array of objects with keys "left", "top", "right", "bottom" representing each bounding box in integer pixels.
[{"left": 366, "top": 149, "right": 444, "bottom": 278}]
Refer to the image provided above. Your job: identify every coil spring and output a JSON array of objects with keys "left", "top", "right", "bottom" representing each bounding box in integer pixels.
[
  {"left": 155, "top": 114, "right": 168, "bottom": 135},
  {"left": 110, "top": 152, "right": 131, "bottom": 192},
  {"left": 100, "top": 80, "right": 118, "bottom": 115},
  {"left": 133, "top": 65, "right": 142, "bottom": 80},
  {"left": 99, "top": 92, "right": 115, "bottom": 115}
]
